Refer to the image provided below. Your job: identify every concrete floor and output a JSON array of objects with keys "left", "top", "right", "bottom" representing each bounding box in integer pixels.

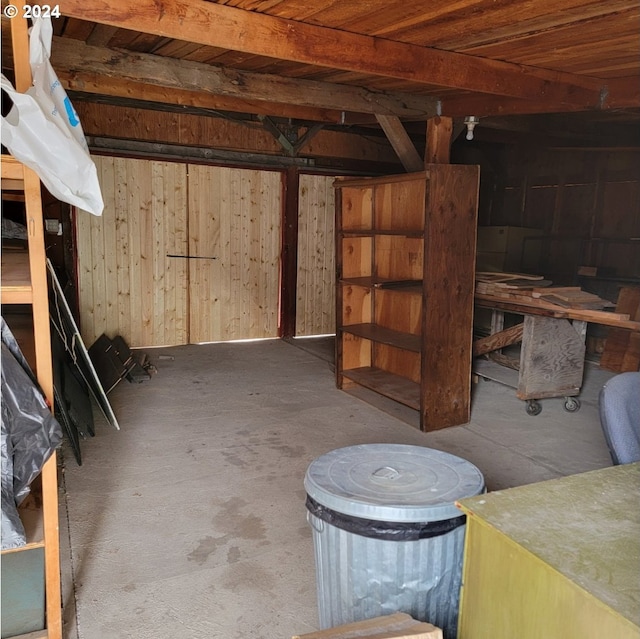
[{"left": 59, "top": 338, "right": 614, "bottom": 639}]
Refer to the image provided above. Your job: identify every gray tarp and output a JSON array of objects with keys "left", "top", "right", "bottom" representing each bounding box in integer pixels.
[{"left": 1, "top": 317, "right": 62, "bottom": 549}]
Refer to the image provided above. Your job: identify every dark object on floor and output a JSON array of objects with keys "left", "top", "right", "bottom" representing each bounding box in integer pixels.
[
  {"left": 126, "top": 353, "right": 152, "bottom": 384},
  {"left": 88, "top": 334, "right": 137, "bottom": 393},
  {"left": 599, "top": 372, "right": 640, "bottom": 465},
  {"left": 52, "top": 328, "right": 95, "bottom": 465},
  {"left": 88, "top": 334, "right": 151, "bottom": 387},
  {"left": 47, "top": 259, "right": 120, "bottom": 431}
]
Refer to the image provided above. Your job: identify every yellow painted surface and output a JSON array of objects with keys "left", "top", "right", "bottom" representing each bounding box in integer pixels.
[
  {"left": 457, "top": 464, "right": 640, "bottom": 639},
  {"left": 296, "top": 174, "right": 336, "bottom": 336}
]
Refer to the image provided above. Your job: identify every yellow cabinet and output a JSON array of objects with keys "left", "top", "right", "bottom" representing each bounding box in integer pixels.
[{"left": 456, "top": 464, "right": 640, "bottom": 639}]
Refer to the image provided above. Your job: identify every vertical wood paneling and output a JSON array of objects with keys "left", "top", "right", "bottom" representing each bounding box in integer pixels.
[
  {"left": 76, "top": 156, "right": 188, "bottom": 347},
  {"left": 296, "top": 174, "right": 336, "bottom": 336},
  {"left": 114, "top": 158, "right": 129, "bottom": 337},
  {"left": 187, "top": 165, "right": 282, "bottom": 343}
]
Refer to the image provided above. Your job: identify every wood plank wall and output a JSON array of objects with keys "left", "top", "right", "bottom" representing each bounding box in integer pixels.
[
  {"left": 74, "top": 102, "right": 399, "bottom": 164},
  {"left": 76, "top": 157, "right": 282, "bottom": 347},
  {"left": 468, "top": 147, "right": 640, "bottom": 285},
  {"left": 295, "top": 174, "right": 336, "bottom": 336},
  {"left": 76, "top": 156, "right": 189, "bottom": 347},
  {"left": 187, "top": 164, "right": 282, "bottom": 343}
]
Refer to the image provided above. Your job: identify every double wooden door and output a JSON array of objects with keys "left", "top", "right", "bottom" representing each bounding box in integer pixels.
[{"left": 76, "top": 157, "right": 282, "bottom": 347}]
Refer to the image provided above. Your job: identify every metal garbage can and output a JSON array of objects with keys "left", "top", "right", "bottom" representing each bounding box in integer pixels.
[{"left": 304, "top": 444, "right": 485, "bottom": 639}]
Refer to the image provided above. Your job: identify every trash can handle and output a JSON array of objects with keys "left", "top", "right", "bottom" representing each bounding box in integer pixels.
[{"left": 307, "top": 509, "right": 324, "bottom": 533}]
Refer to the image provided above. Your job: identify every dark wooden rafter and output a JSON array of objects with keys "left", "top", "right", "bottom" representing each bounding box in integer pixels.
[
  {"left": 442, "top": 79, "right": 640, "bottom": 117},
  {"left": 375, "top": 115, "right": 423, "bottom": 172},
  {"left": 50, "top": 37, "right": 440, "bottom": 122},
  {"left": 55, "top": 0, "right": 608, "bottom": 110}
]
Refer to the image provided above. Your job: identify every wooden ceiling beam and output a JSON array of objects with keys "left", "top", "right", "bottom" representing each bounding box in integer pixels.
[
  {"left": 56, "top": 0, "right": 605, "bottom": 108},
  {"left": 375, "top": 115, "right": 423, "bottom": 172},
  {"left": 51, "top": 37, "right": 440, "bottom": 122},
  {"left": 441, "top": 79, "right": 640, "bottom": 118},
  {"left": 59, "top": 71, "right": 343, "bottom": 123}
]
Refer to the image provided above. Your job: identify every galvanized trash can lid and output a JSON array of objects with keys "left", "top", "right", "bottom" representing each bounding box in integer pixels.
[{"left": 304, "top": 444, "right": 485, "bottom": 522}]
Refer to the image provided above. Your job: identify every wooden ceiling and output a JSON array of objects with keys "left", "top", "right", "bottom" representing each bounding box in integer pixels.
[{"left": 3, "top": 0, "right": 640, "bottom": 144}]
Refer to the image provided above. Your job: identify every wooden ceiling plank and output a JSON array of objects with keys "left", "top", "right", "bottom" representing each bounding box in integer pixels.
[
  {"left": 51, "top": 38, "right": 440, "bottom": 120},
  {"left": 55, "top": 0, "right": 605, "bottom": 107},
  {"left": 462, "top": 11, "right": 639, "bottom": 73},
  {"left": 393, "top": 0, "right": 637, "bottom": 48},
  {"left": 59, "top": 17, "right": 95, "bottom": 40},
  {"left": 375, "top": 115, "right": 424, "bottom": 172},
  {"left": 86, "top": 24, "right": 119, "bottom": 47}
]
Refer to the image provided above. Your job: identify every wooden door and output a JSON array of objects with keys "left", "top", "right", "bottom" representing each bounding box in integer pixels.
[
  {"left": 296, "top": 174, "right": 336, "bottom": 336},
  {"left": 187, "top": 165, "right": 282, "bottom": 343},
  {"left": 76, "top": 156, "right": 189, "bottom": 347}
]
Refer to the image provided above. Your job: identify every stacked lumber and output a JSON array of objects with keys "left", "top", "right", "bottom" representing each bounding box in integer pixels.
[
  {"left": 475, "top": 272, "right": 613, "bottom": 311},
  {"left": 600, "top": 286, "right": 640, "bottom": 372},
  {"left": 293, "top": 613, "right": 442, "bottom": 639}
]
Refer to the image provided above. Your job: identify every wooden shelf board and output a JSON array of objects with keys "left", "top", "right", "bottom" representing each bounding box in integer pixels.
[
  {"left": 1, "top": 250, "right": 33, "bottom": 303},
  {"left": 341, "top": 229, "right": 423, "bottom": 238},
  {"left": 342, "top": 366, "right": 421, "bottom": 410},
  {"left": 1, "top": 155, "right": 25, "bottom": 181},
  {"left": 335, "top": 172, "right": 428, "bottom": 189},
  {"left": 341, "top": 277, "right": 422, "bottom": 294},
  {"left": 1, "top": 498, "right": 45, "bottom": 554},
  {"left": 341, "top": 323, "right": 422, "bottom": 352}
]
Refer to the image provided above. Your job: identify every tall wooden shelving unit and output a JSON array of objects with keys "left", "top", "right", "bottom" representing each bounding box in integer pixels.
[
  {"left": 1, "top": 16, "right": 62, "bottom": 639},
  {"left": 335, "top": 165, "right": 480, "bottom": 431}
]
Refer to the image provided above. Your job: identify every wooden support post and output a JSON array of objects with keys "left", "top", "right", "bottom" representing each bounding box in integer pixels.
[
  {"left": 425, "top": 116, "right": 453, "bottom": 165},
  {"left": 280, "top": 167, "right": 299, "bottom": 337}
]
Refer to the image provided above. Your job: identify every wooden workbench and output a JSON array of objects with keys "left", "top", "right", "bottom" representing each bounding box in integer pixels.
[
  {"left": 473, "top": 293, "right": 640, "bottom": 414},
  {"left": 456, "top": 463, "right": 640, "bottom": 639}
]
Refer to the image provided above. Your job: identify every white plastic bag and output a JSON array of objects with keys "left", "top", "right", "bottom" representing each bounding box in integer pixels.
[
  {"left": 1, "top": 17, "right": 103, "bottom": 215},
  {"left": 29, "top": 17, "right": 89, "bottom": 152}
]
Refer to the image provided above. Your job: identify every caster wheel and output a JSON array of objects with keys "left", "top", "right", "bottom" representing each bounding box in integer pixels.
[
  {"left": 564, "top": 397, "right": 581, "bottom": 413},
  {"left": 526, "top": 400, "right": 542, "bottom": 416}
]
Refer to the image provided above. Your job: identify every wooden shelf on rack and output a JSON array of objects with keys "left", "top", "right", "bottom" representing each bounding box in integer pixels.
[
  {"left": 1, "top": 250, "right": 32, "bottom": 303},
  {"left": 341, "top": 229, "right": 424, "bottom": 237},
  {"left": 341, "top": 323, "right": 422, "bottom": 352},
  {"left": 343, "top": 366, "right": 421, "bottom": 410},
  {"left": 341, "top": 277, "right": 422, "bottom": 293},
  {"left": 2, "top": 15, "right": 62, "bottom": 639},
  {"left": 1, "top": 155, "right": 26, "bottom": 182},
  {"left": 1, "top": 495, "right": 45, "bottom": 554},
  {"left": 335, "top": 167, "right": 479, "bottom": 431}
]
